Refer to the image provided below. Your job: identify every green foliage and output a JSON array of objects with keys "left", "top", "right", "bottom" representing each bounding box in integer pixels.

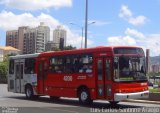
[
  {"left": 147, "top": 72, "right": 160, "bottom": 77},
  {"left": 149, "top": 88, "right": 160, "bottom": 93},
  {"left": 53, "top": 45, "right": 76, "bottom": 51},
  {"left": 53, "top": 47, "right": 61, "bottom": 51},
  {"left": 0, "top": 56, "right": 9, "bottom": 83},
  {"left": 0, "top": 61, "right": 8, "bottom": 76},
  {"left": 63, "top": 45, "right": 76, "bottom": 50}
]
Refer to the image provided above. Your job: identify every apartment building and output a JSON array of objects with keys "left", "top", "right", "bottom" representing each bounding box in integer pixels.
[
  {"left": 6, "top": 22, "right": 50, "bottom": 54},
  {"left": 53, "top": 26, "right": 66, "bottom": 49}
]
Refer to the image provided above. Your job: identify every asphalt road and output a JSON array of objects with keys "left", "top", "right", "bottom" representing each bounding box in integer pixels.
[{"left": 0, "top": 84, "right": 160, "bottom": 113}]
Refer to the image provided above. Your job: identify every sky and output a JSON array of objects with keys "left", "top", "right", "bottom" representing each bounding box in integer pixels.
[{"left": 0, "top": 0, "right": 160, "bottom": 56}]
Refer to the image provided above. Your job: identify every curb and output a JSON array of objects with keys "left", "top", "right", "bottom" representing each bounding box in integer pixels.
[{"left": 124, "top": 99, "right": 160, "bottom": 105}]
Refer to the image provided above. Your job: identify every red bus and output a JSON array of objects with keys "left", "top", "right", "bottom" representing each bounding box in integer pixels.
[{"left": 8, "top": 46, "right": 149, "bottom": 104}]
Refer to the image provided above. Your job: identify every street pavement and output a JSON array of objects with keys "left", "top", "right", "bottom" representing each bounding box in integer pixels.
[{"left": 0, "top": 84, "right": 160, "bottom": 113}]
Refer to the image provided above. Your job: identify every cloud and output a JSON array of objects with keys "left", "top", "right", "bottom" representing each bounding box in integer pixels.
[
  {"left": 119, "top": 5, "right": 132, "bottom": 18},
  {"left": 0, "top": 11, "right": 59, "bottom": 30},
  {"left": 128, "top": 16, "right": 147, "bottom": 26},
  {"left": 125, "top": 28, "right": 145, "bottom": 39},
  {"left": 0, "top": 0, "right": 72, "bottom": 10},
  {"left": 107, "top": 28, "right": 160, "bottom": 56},
  {"left": 108, "top": 36, "right": 136, "bottom": 46},
  {"left": 119, "top": 5, "right": 147, "bottom": 26},
  {"left": 141, "top": 34, "right": 160, "bottom": 56},
  {"left": 0, "top": 10, "right": 93, "bottom": 48}
]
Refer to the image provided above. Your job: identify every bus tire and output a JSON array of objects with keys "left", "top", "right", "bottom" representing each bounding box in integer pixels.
[
  {"left": 78, "top": 88, "right": 93, "bottom": 105},
  {"left": 25, "top": 85, "right": 34, "bottom": 99},
  {"left": 50, "top": 96, "right": 60, "bottom": 102},
  {"left": 109, "top": 101, "right": 119, "bottom": 105}
]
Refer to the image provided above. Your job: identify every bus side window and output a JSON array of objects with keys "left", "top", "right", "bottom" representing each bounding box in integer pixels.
[
  {"left": 24, "top": 58, "right": 35, "bottom": 74},
  {"left": 65, "top": 56, "right": 72, "bottom": 73},
  {"left": 50, "top": 54, "right": 93, "bottom": 74},
  {"left": 50, "top": 57, "right": 64, "bottom": 73},
  {"left": 9, "top": 60, "right": 14, "bottom": 74},
  {"left": 78, "top": 54, "right": 93, "bottom": 73}
]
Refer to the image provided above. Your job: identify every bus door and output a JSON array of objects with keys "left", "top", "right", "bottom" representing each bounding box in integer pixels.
[
  {"left": 96, "top": 57, "right": 112, "bottom": 100},
  {"left": 38, "top": 60, "right": 48, "bottom": 94},
  {"left": 15, "top": 61, "right": 24, "bottom": 93}
]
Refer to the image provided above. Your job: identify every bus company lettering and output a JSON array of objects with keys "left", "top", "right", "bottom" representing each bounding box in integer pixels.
[
  {"left": 77, "top": 76, "right": 87, "bottom": 80},
  {"left": 99, "top": 53, "right": 107, "bottom": 56},
  {"left": 63, "top": 76, "right": 72, "bottom": 81}
]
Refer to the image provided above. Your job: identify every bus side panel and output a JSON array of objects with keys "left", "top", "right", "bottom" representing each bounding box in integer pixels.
[
  {"left": 45, "top": 73, "right": 96, "bottom": 98},
  {"left": 46, "top": 87, "right": 77, "bottom": 98}
]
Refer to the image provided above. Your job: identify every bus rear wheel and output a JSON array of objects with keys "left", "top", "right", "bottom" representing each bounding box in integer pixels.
[
  {"left": 78, "top": 88, "right": 92, "bottom": 105},
  {"left": 25, "top": 85, "right": 34, "bottom": 99}
]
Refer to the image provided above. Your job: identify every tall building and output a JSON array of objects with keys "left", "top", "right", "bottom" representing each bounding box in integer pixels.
[
  {"left": 23, "top": 28, "right": 36, "bottom": 54},
  {"left": 18, "top": 26, "right": 29, "bottom": 54},
  {"left": 36, "top": 22, "right": 50, "bottom": 53},
  {"left": 151, "top": 64, "right": 160, "bottom": 73},
  {"left": 6, "top": 22, "right": 50, "bottom": 54},
  {"left": 146, "top": 49, "right": 150, "bottom": 73},
  {"left": 6, "top": 30, "right": 18, "bottom": 50},
  {"left": 45, "top": 41, "right": 57, "bottom": 51},
  {"left": 53, "top": 26, "right": 67, "bottom": 49}
]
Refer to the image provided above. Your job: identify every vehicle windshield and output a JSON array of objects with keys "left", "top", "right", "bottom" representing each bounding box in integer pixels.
[{"left": 114, "top": 56, "right": 147, "bottom": 82}]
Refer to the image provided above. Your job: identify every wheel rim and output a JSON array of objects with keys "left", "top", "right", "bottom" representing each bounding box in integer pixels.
[
  {"left": 81, "top": 91, "right": 88, "bottom": 102},
  {"left": 26, "top": 88, "right": 31, "bottom": 97}
]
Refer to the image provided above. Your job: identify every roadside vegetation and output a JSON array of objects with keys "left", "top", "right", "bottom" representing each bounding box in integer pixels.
[
  {"left": 147, "top": 72, "right": 160, "bottom": 93},
  {"left": 149, "top": 88, "right": 160, "bottom": 93},
  {"left": 0, "top": 55, "right": 10, "bottom": 83},
  {"left": 0, "top": 61, "right": 8, "bottom": 83}
]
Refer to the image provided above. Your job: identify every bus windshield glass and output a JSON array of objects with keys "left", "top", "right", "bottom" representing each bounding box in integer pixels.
[{"left": 114, "top": 56, "right": 147, "bottom": 82}]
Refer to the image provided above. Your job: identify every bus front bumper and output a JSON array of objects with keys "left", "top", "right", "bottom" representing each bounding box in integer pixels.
[{"left": 114, "top": 90, "right": 149, "bottom": 101}]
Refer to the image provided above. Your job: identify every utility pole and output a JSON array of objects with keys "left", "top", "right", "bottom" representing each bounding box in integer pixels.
[{"left": 84, "top": 0, "right": 88, "bottom": 48}]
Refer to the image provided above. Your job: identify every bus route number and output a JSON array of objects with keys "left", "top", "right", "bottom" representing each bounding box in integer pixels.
[{"left": 63, "top": 76, "right": 72, "bottom": 81}]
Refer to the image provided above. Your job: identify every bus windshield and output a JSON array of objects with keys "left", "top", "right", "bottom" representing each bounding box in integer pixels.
[{"left": 114, "top": 56, "right": 147, "bottom": 82}]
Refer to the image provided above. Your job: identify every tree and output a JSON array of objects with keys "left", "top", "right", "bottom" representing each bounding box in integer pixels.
[
  {"left": 0, "top": 61, "right": 8, "bottom": 83},
  {"left": 0, "top": 62, "right": 8, "bottom": 75},
  {"left": 53, "top": 45, "right": 76, "bottom": 51},
  {"left": 0, "top": 54, "right": 14, "bottom": 83},
  {"left": 63, "top": 45, "right": 76, "bottom": 50}
]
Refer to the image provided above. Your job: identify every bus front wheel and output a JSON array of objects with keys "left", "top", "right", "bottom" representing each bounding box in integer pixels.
[
  {"left": 78, "top": 88, "right": 92, "bottom": 105},
  {"left": 25, "top": 85, "right": 34, "bottom": 99},
  {"left": 109, "top": 101, "right": 119, "bottom": 105},
  {"left": 50, "top": 96, "right": 60, "bottom": 102}
]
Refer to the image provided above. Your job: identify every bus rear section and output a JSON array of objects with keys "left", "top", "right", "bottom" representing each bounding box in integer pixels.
[{"left": 8, "top": 54, "right": 39, "bottom": 99}]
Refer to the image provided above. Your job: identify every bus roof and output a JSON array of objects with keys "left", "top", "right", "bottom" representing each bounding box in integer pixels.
[
  {"left": 9, "top": 53, "right": 40, "bottom": 59},
  {"left": 9, "top": 46, "right": 143, "bottom": 59},
  {"left": 39, "top": 46, "right": 143, "bottom": 57}
]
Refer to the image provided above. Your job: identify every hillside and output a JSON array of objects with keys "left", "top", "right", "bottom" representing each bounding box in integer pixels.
[{"left": 150, "top": 56, "right": 160, "bottom": 65}]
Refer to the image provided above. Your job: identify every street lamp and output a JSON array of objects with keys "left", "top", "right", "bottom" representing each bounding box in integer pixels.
[
  {"left": 70, "top": 23, "right": 84, "bottom": 48},
  {"left": 70, "top": 21, "right": 95, "bottom": 48}
]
